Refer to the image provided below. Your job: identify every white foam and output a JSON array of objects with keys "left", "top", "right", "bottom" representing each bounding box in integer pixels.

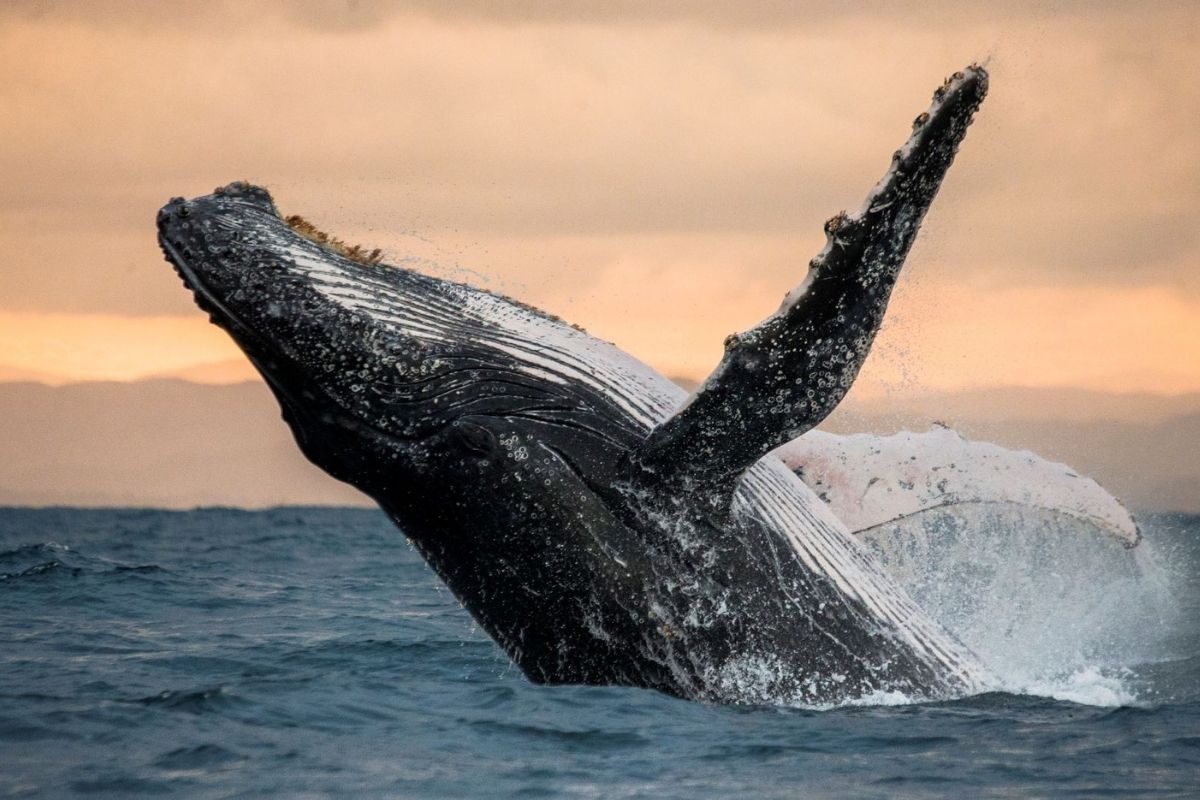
[
  {"left": 1012, "top": 666, "right": 1140, "bottom": 708},
  {"left": 854, "top": 504, "right": 1186, "bottom": 709}
]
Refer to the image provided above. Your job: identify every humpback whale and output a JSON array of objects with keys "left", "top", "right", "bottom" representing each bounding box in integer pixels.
[{"left": 159, "top": 66, "right": 995, "bottom": 705}]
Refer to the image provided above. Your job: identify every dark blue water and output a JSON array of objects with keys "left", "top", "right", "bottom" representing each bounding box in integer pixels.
[{"left": 1, "top": 507, "right": 1197, "bottom": 798}]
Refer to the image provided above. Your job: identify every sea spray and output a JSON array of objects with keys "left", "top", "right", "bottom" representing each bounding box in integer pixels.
[{"left": 859, "top": 504, "right": 1185, "bottom": 706}]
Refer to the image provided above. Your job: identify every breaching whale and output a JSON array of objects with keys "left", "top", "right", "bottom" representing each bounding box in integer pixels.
[{"left": 159, "top": 66, "right": 996, "bottom": 705}]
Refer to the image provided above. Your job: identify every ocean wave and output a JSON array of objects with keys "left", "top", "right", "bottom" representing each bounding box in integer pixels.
[
  {"left": 0, "top": 541, "right": 72, "bottom": 561},
  {"left": 0, "top": 560, "right": 82, "bottom": 581},
  {"left": 132, "top": 686, "right": 240, "bottom": 714},
  {"left": 1, "top": 507, "right": 1196, "bottom": 797}
]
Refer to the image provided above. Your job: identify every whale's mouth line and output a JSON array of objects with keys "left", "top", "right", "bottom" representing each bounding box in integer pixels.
[
  {"left": 159, "top": 236, "right": 262, "bottom": 348},
  {"left": 158, "top": 232, "right": 319, "bottom": 425},
  {"left": 160, "top": 236, "right": 369, "bottom": 436}
]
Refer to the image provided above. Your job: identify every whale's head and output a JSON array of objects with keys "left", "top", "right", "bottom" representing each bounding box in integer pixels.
[{"left": 158, "top": 183, "right": 669, "bottom": 502}]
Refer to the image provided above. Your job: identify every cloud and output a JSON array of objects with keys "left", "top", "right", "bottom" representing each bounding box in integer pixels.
[
  {"left": 0, "top": 3, "right": 1197, "bottom": 395},
  {"left": 4, "top": 1, "right": 1194, "bottom": 31}
]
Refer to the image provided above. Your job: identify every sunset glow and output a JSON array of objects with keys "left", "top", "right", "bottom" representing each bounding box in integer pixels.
[
  {"left": 2, "top": 2, "right": 1197, "bottom": 398},
  {"left": 6, "top": 279, "right": 1200, "bottom": 394},
  {"left": 0, "top": 312, "right": 253, "bottom": 384}
]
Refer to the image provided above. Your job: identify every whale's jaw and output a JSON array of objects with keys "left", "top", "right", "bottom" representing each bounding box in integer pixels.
[{"left": 157, "top": 66, "right": 995, "bottom": 705}]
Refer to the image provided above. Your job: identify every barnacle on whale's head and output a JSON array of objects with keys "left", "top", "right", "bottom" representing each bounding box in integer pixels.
[{"left": 284, "top": 214, "right": 383, "bottom": 267}]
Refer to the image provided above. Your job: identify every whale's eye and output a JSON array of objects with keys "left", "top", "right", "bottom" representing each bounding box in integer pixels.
[{"left": 453, "top": 421, "right": 497, "bottom": 455}]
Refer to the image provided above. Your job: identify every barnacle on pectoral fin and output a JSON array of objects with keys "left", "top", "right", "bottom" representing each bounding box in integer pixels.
[{"left": 629, "top": 65, "right": 989, "bottom": 507}]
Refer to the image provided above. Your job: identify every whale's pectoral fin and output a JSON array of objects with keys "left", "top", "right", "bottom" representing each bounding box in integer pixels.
[
  {"left": 629, "top": 66, "right": 989, "bottom": 510},
  {"left": 779, "top": 427, "right": 1141, "bottom": 548}
]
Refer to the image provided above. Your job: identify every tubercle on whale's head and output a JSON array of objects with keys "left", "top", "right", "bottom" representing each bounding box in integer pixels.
[
  {"left": 156, "top": 182, "right": 443, "bottom": 487},
  {"left": 158, "top": 181, "right": 295, "bottom": 311},
  {"left": 159, "top": 182, "right": 347, "bottom": 349}
]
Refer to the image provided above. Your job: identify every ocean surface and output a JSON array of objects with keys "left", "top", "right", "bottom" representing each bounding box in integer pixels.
[{"left": 1, "top": 506, "right": 1197, "bottom": 798}]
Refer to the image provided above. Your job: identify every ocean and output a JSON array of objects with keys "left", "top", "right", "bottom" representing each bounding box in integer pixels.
[{"left": 1, "top": 506, "right": 1197, "bottom": 798}]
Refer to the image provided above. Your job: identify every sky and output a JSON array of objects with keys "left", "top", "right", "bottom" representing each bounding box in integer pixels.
[{"left": 3, "top": 1, "right": 1198, "bottom": 395}]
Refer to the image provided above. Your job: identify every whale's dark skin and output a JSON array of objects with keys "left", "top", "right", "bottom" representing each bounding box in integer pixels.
[{"left": 158, "top": 67, "right": 991, "bottom": 705}]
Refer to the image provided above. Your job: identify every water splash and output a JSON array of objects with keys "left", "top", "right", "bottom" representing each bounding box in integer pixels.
[
  {"left": 858, "top": 505, "right": 1187, "bottom": 706},
  {"left": 1013, "top": 666, "right": 1139, "bottom": 707}
]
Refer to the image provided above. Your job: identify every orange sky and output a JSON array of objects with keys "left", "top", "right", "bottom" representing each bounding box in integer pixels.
[{"left": 2, "top": 2, "right": 1198, "bottom": 395}]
